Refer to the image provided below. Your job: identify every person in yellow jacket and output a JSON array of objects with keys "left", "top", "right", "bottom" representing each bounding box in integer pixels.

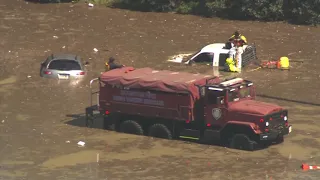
[
  {"left": 229, "top": 31, "right": 247, "bottom": 46},
  {"left": 225, "top": 57, "right": 240, "bottom": 72}
]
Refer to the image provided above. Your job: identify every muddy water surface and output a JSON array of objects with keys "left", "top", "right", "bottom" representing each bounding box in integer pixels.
[{"left": 0, "top": 0, "right": 320, "bottom": 179}]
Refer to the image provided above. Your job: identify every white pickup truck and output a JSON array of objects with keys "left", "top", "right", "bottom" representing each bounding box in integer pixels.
[{"left": 167, "top": 43, "right": 258, "bottom": 68}]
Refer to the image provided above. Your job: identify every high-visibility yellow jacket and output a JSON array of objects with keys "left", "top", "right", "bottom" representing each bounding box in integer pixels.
[
  {"left": 225, "top": 58, "right": 240, "bottom": 72},
  {"left": 105, "top": 62, "right": 110, "bottom": 71},
  {"left": 230, "top": 34, "right": 247, "bottom": 44},
  {"left": 105, "top": 62, "right": 124, "bottom": 71}
]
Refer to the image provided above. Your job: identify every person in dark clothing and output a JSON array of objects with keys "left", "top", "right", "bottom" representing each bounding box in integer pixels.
[{"left": 105, "top": 57, "right": 124, "bottom": 71}]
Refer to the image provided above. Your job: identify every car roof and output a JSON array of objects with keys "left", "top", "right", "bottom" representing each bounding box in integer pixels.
[
  {"left": 199, "top": 43, "right": 249, "bottom": 53},
  {"left": 200, "top": 43, "right": 226, "bottom": 53},
  {"left": 49, "top": 53, "right": 81, "bottom": 61}
]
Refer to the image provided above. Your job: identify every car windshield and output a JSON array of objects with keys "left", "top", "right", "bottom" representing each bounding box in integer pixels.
[
  {"left": 48, "top": 59, "right": 81, "bottom": 70},
  {"left": 228, "top": 87, "right": 251, "bottom": 102}
]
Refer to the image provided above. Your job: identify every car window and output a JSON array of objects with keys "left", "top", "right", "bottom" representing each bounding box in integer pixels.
[
  {"left": 219, "top": 53, "right": 229, "bottom": 66},
  {"left": 192, "top": 53, "right": 213, "bottom": 63},
  {"left": 48, "top": 60, "right": 81, "bottom": 70}
]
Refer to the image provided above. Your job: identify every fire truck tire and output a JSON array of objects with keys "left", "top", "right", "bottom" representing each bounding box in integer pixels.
[
  {"left": 104, "top": 123, "right": 115, "bottom": 131},
  {"left": 148, "top": 124, "right": 172, "bottom": 140},
  {"left": 119, "top": 120, "right": 144, "bottom": 135},
  {"left": 230, "top": 134, "right": 257, "bottom": 151},
  {"left": 275, "top": 135, "right": 284, "bottom": 144}
]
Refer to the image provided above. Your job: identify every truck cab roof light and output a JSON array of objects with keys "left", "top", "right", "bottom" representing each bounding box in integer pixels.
[
  {"left": 208, "top": 87, "right": 223, "bottom": 91},
  {"left": 220, "top": 78, "right": 243, "bottom": 87}
]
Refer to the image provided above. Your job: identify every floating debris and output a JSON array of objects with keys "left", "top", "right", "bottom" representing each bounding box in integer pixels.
[{"left": 77, "top": 141, "right": 85, "bottom": 147}]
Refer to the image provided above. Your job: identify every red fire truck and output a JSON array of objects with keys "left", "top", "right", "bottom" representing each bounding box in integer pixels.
[{"left": 85, "top": 67, "right": 292, "bottom": 151}]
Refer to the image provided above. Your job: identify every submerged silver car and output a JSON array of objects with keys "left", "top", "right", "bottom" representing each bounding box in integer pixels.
[{"left": 40, "top": 54, "right": 88, "bottom": 80}]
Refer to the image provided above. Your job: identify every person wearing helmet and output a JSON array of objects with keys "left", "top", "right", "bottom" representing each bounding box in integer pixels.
[
  {"left": 105, "top": 57, "right": 125, "bottom": 71},
  {"left": 229, "top": 31, "right": 247, "bottom": 46},
  {"left": 224, "top": 57, "right": 240, "bottom": 72}
]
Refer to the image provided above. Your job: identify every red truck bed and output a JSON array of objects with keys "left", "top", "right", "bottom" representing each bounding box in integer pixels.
[
  {"left": 100, "top": 67, "right": 220, "bottom": 99},
  {"left": 99, "top": 67, "right": 220, "bottom": 120}
]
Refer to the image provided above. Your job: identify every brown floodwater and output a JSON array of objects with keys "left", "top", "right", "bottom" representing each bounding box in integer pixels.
[{"left": 0, "top": 0, "right": 319, "bottom": 179}]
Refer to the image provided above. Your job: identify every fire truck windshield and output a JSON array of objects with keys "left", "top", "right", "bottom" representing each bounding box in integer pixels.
[{"left": 228, "top": 87, "right": 251, "bottom": 102}]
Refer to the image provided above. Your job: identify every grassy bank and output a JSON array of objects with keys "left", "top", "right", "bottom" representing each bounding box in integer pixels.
[{"left": 35, "top": 0, "right": 320, "bottom": 25}]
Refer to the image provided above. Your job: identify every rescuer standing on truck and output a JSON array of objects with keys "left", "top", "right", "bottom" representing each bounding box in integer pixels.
[
  {"left": 225, "top": 57, "right": 240, "bottom": 72},
  {"left": 229, "top": 31, "right": 247, "bottom": 46},
  {"left": 225, "top": 31, "right": 247, "bottom": 49},
  {"left": 227, "top": 31, "right": 247, "bottom": 72},
  {"left": 105, "top": 57, "right": 125, "bottom": 71}
]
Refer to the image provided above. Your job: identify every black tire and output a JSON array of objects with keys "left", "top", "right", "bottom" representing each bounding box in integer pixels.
[
  {"left": 85, "top": 107, "right": 94, "bottom": 128},
  {"left": 103, "top": 121, "right": 115, "bottom": 131},
  {"left": 148, "top": 124, "right": 172, "bottom": 140},
  {"left": 119, "top": 120, "right": 144, "bottom": 135},
  {"left": 85, "top": 114, "right": 94, "bottom": 128},
  {"left": 275, "top": 135, "right": 284, "bottom": 144},
  {"left": 230, "top": 134, "right": 256, "bottom": 151},
  {"left": 103, "top": 116, "right": 116, "bottom": 131}
]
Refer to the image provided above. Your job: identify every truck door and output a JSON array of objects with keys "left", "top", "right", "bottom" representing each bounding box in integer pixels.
[
  {"left": 192, "top": 53, "right": 214, "bottom": 65},
  {"left": 204, "top": 87, "right": 227, "bottom": 129}
]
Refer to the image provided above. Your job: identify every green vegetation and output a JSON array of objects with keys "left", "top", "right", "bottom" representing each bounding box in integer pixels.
[{"left": 87, "top": 0, "right": 319, "bottom": 25}]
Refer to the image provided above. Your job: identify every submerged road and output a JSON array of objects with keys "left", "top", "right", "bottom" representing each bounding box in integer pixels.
[{"left": 0, "top": 0, "right": 319, "bottom": 179}]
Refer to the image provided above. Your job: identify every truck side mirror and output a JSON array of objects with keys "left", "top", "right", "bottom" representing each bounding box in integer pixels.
[{"left": 217, "top": 96, "right": 225, "bottom": 105}]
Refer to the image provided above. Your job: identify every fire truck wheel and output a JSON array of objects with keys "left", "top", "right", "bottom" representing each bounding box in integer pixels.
[
  {"left": 230, "top": 134, "right": 256, "bottom": 151},
  {"left": 119, "top": 120, "right": 144, "bottom": 135},
  {"left": 104, "top": 123, "right": 115, "bottom": 131},
  {"left": 275, "top": 135, "right": 284, "bottom": 144},
  {"left": 148, "top": 124, "right": 172, "bottom": 140}
]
